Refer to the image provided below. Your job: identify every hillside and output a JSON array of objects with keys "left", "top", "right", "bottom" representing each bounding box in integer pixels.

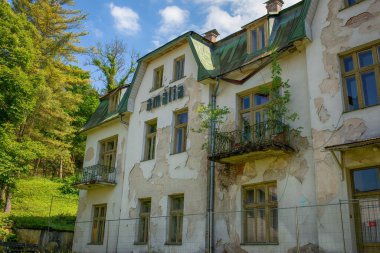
[{"left": 1, "top": 177, "right": 78, "bottom": 238}]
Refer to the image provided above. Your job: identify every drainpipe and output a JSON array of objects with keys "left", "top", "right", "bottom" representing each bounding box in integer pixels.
[{"left": 207, "top": 77, "right": 220, "bottom": 253}]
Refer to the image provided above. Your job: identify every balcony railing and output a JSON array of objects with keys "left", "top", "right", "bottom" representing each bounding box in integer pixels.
[
  {"left": 209, "top": 120, "right": 294, "bottom": 163},
  {"left": 75, "top": 164, "right": 117, "bottom": 189}
]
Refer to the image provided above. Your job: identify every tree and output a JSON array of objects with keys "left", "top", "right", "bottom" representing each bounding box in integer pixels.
[{"left": 88, "top": 39, "right": 138, "bottom": 92}]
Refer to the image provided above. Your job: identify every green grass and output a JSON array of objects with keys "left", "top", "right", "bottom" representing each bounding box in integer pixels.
[{"left": 9, "top": 177, "right": 78, "bottom": 231}]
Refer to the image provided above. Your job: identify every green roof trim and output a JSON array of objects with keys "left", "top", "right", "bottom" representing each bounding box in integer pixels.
[{"left": 82, "top": 0, "right": 313, "bottom": 133}]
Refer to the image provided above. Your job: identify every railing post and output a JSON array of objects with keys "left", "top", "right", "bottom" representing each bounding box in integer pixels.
[{"left": 339, "top": 200, "right": 347, "bottom": 253}]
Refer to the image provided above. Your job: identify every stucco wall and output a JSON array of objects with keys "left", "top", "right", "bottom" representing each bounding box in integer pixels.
[
  {"left": 117, "top": 43, "right": 210, "bottom": 253},
  {"left": 73, "top": 120, "right": 128, "bottom": 253},
  {"left": 306, "top": 0, "right": 380, "bottom": 252}
]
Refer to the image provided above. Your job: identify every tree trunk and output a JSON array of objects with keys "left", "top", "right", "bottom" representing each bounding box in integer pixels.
[
  {"left": 0, "top": 186, "right": 5, "bottom": 206},
  {"left": 59, "top": 159, "right": 63, "bottom": 179},
  {"left": 34, "top": 158, "right": 41, "bottom": 176},
  {"left": 4, "top": 188, "right": 12, "bottom": 213}
]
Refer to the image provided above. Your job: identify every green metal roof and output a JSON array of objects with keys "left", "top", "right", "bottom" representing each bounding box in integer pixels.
[{"left": 82, "top": 0, "right": 312, "bottom": 133}]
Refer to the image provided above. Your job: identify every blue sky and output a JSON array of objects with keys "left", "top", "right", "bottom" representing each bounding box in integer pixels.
[{"left": 74, "top": 0, "right": 301, "bottom": 89}]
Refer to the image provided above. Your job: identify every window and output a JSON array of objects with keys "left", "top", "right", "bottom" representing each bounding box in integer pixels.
[
  {"left": 144, "top": 119, "right": 157, "bottom": 160},
  {"left": 108, "top": 91, "right": 120, "bottom": 112},
  {"left": 173, "top": 55, "right": 185, "bottom": 81},
  {"left": 91, "top": 204, "right": 107, "bottom": 244},
  {"left": 168, "top": 195, "right": 184, "bottom": 244},
  {"left": 100, "top": 136, "right": 117, "bottom": 169},
  {"left": 340, "top": 41, "right": 380, "bottom": 111},
  {"left": 243, "top": 182, "right": 278, "bottom": 244},
  {"left": 248, "top": 23, "right": 267, "bottom": 53},
  {"left": 239, "top": 89, "right": 270, "bottom": 130},
  {"left": 345, "top": 0, "right": 364, "bottom": 7},
  {"left": 174, "top": 110, "right": 188, "bottom": 154},
  {"left": 153, "top": 66, "right": 164, "bottom": 91},
  {"left": 351, "top": 167, "right": 380, "bottom": 248},
  {"left": 137, "top": 199, "right": 151, "bottom": 244}
]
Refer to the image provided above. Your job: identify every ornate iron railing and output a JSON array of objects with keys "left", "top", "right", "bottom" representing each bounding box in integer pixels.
[
  {"left": 211, "top": 121, "right": 292, "bottom": 159},
  {"left": 76, "top": 164, "right": 117, "bottom": 185}
]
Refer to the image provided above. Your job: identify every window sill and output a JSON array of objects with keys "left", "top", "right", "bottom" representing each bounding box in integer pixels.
[
  {"left": 150, "top": 86, "right": 164, "bottom": 93},
  {"left": 165, "top": 242, "right": 182, "bottom": 246},
  {"left": 339, "top": 0, "right": 367, "bottom": 12},
  {"left": 170, "top": 76, "right": 186, "bottom": 84},
  {"left": 134, "top": 242, "right": 148, "bottom": 245},
  {"left": 343, "top": 103, "right": 380, "bottom": 114},
  {"left": 141, "top": 158, "right": 155, "bottom": 163},
  {"left": 241, "top": 242, "right": 279, "bottom": 246},
  {"left": 170, "top": 151, "right": 187, "bottom": 156}
]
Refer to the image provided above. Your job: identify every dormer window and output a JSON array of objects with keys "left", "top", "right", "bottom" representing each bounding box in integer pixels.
[
  {"left": 108, "top": 90, "right": 120, "bottom": 113},
  {"left": 247, "top": 21, "right": 267, "bottom": 54}
]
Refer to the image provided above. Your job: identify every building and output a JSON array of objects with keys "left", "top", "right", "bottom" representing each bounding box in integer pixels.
[{"left": 72, "top": 0, "right": 380, "bottom": 252}]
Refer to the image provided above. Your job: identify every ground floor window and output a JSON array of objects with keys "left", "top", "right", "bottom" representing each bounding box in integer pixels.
[
  {"left": 168, "top": 194, "right": 184, "bottom": 244},
  {"left": 91, "top": 204, "right": 107, "bottom": 244},
  {"left": 242, "top": 182, "right": 278, "bottom": 244},
  {"left": 137, "top": 199, "right": 151, "bottom": 244},
  {"left": 351, "top": 167, "right": 380, "bottom": 250}
]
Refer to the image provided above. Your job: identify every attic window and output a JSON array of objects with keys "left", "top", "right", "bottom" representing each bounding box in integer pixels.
[
  {"left": 247, "top": 21, "right": 267, "bottom": 54},
  {"left": 108, "top": 90, "right": 120, "bottom": 113}
]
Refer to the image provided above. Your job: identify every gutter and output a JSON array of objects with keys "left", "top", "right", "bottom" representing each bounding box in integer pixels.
[{"left": 207, "top": 77, "right": 220, "bottom": 253}]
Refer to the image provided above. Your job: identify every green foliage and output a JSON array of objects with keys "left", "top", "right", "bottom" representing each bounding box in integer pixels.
[
  {"left": 0, "top": 214, "right": 16, "bottom": 242},
  {"left": 88, "top": 39, "right": 138, "bottom": 92},
  {"left": 195, "top": 103, "right": 230, "bottom": 133},
  {"left": 11, "top": 177, "right": 78, "bottom": 231},
  {"left": 261, "top": 52, "right": 298, "bottom": 123},
  {"left": 58, "top": 175, "right": 79, "bottom": 195}
]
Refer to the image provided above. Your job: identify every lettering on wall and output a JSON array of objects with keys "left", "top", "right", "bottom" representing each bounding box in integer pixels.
[{"left": 146, "top": 84, "right": 185, "bottom": 111}]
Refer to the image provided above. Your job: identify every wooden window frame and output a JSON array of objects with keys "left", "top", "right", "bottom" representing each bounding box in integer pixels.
[
  {"left": 99, "top": 136, "right": 118, "bottom": 169},
  {"left": 242, "top": 182, "right": 278, "bottom": 244},
  {"left": 152, "top": 65, "right": 164, "bottom": 91},
  {"left": 108, "top": 90, "right": 120, "bottom": 113},
  {"left": 173, "top": 109, "right": 188, "bottom": 154},
  {"left": 247, "top": 20, "right": 268, "bottom": 54},
  {"left": 91, "top": 204, "right": 107, "bottom": 245},
  {"left": 173, "top": 55, "right": 185, "bottom": 82},
  {"left": 238, "top": 86, "right": 271, "bottom": 129},
  {"left": 136, "top": 198, "right": 151, "bottom": 244},
  {"left": 144, "top": 119, "right": 157, "bottom": 161},
  {"left": 167, "top": 194, "right": 184, "bottom": 245},
  {"left": 340, "top": 40, "right": 380, "bottom": 112},
  {"left": 344, "top": 0, "right": 365, "bottom": 7}
]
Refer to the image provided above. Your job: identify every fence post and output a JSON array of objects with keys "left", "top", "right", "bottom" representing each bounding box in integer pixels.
[
  {"left": 47, "top": 195, "right": 53, "bottom": 236},
  {"left": 295, "top": 206, "right": 300, "bottom": 253},
  {"left": 339, "top": 200, "right": 347, "bottom": 253}
]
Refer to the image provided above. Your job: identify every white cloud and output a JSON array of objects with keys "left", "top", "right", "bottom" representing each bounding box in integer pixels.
[
  {"left": 199, "top": 0, "right": 302, "bottom": 38},
  {"left": 109, "top": 3, "right": 140, "bottom": 35},
  {"left": 158, "top": 6, "right": 189, "bottom": 35}
]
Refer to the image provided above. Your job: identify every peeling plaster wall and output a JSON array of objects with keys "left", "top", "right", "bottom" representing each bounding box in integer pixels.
[
  {"left": 212, "top": 49, "right": 319, "bottom": 252},
  {"left": 306, "top": 0, "right": 380, "bottom": 252},
  {"left": 73, "top": 120, "right": 128, "bottom": 253},
  {"left": 117, "top": 43, "right": 210, "bottom": 253}
]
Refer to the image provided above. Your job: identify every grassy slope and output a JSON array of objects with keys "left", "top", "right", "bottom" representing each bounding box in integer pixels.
[{"left": 10, "top": 177, "right": 78, "bottom": 231}]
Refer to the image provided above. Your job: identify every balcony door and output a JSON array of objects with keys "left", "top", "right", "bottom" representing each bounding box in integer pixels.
[
  {"left": 351, "top": 167, "right": 380, "bottom": 253},
  {"left": 240, "top": 91, "right": 269, "bottom": 142},
  {"left": 99, "top": 136, "right": 117, "bottom": 180}
]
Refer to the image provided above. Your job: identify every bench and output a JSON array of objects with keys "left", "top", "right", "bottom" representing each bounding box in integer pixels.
[{"left": 0, "top": 241, "right": 39, "bottom": 253}]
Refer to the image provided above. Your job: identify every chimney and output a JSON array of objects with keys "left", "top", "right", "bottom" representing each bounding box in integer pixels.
[
  {"left": 203, "top": 29, "right": 220, "bottom": 43},
  {"left": 265, "top": 0, "right": 284, "bottom": 14}
]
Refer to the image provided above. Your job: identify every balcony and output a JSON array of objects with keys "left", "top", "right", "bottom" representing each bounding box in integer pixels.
[
  {"left": 209, "top": 121, "right": 294, "bottom": 164},
  {"left": 75, "top": 164, "right": 117, "bottom": 190}
]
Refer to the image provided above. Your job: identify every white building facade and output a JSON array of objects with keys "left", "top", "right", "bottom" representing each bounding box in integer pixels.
[{"left": 73, "top": 0, "right": 380, "bottom": 252}]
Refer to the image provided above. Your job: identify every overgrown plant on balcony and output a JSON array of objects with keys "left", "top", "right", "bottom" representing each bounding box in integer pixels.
[
  {"left": 194, "top": 104, "right": 230, "bottom": 149},
  {"left": 261, "top": 52, "right": 299, "bottom": 124}
]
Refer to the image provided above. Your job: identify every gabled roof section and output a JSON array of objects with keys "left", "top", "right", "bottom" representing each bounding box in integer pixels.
[
  {"left": 80, "top": 85, "right": 128, "bottom": 133},
  {"left": 190, "top": 0, "right": 313, "bottom": 81},
  {"left": 81, "top": 0, "right": 316, "bottom": 133}
]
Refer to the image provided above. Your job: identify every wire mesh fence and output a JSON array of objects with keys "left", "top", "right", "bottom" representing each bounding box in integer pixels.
[{"left": 72, "top": 200, "right": 380, "bottom": 253}]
